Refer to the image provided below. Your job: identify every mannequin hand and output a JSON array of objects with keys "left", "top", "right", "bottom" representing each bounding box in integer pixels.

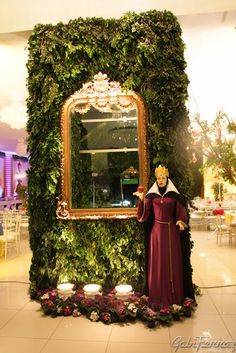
[
  {"left": 133, "top": 191, "right": 144, "bottom": 201},
  {"left": 176, "top": 220, "right": 186, "bottom": 231},
  {"left": 178, "top": 223, "right": 185, "bottom": 231}
]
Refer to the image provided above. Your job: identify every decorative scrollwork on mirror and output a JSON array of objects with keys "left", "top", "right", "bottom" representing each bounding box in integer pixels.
[{"left": 57, "top": 72, "right": 149, "bottom": 219}]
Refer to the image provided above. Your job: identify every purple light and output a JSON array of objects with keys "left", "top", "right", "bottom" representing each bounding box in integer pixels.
[{"left": 4, "top": 154, "right": 13, "bottom": 198}]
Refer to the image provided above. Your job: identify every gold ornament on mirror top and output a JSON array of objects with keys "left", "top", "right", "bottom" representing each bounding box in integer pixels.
[
  {"left": 155, "top": 165, "right": 169, "bottom": 178},
  {"left": 72, "top": 72, "right": 134, "bottom": 114}
]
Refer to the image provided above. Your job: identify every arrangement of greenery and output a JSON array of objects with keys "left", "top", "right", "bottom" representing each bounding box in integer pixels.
[
  {"left": 26, "top": 10, "right": 193, "bottom": 296},
  {"left": 193, "top": 111, "right": 236, "bottom": 186},
  {"left": 15, "top": 184, "right": 28, "bottom": 208},
  {"left": 211, "top": 182, "right": 227, "bottom": 201},
  {"left": 38, "top": 287, "right": 196, "bottom": 328}
]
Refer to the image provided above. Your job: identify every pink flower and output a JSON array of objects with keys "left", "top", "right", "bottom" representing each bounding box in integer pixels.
[
  {"left": 183, "top": 298, "right": 194, "bottom": 308},
  {"left": 44, "top": 299, "right": 54, "bottom": 308},
  {"left": 76, "top": 289, "right": 85, "bottom": 296},
  {"left": 49, "top": 290, "right": 58, "bottom": 300},
  {"left": 160, "top": 308, "right": 170, "bottom": 314},
  {"left": 64, "top": 305, "right": 72, "bottom": 316},
  {"left": 129, "top": 295, "right": 140, "bottom": 304},
  {"left": 101, "top": 312, "right": 111, "bottom": 323},
  {"left": 112, "top": 299, "right": 126, "bottom": 316},
  {"left": 95, "top": 294, "right": 104, "bottom": 301},
  {"left": 81, "top": 298, "right": 95, "bottom": 307}
]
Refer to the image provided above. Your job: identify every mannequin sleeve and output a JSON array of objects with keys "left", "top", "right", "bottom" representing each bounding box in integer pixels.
[
  {"left": 137, "top": 197, "right": 152, "bottom": 222},
  {"left": 175, "top": 200, "right": 188, "bottom": 229}
]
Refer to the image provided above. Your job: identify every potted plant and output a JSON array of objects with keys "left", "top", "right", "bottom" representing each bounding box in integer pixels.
[{"left": 15, "top": 184, "right": 28, "bottom": 209}]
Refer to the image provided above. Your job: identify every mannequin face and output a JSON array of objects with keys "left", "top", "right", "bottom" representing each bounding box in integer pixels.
[{"left": 156, "top": 175, "right": 167, "bottom": 187}]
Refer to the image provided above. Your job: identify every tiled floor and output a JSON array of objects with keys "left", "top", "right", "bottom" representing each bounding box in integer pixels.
[{"left": 0, "top": 229, "right": 236, "bottom": 353}]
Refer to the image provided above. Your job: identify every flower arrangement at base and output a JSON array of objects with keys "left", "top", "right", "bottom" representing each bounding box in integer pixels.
[
  {"left": 37, "top": 287, "right": 196, "bottom": 328},
  {"left": 169, "top": 304, "right": 184, "bottom": 320},
  {"left": 193, "top": 283, "right": 201, "bottom": 296},
  {"left": 138, "top": 304, "right": 160, "bottom": 328},
  {"left": 159, "top": 307, "right": 173, "bottom": 325},
  {"left": 182, "top": 298, "right": 195, "bottom": 317}
]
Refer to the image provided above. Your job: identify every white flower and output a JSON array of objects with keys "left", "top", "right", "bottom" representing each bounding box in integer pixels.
[
  {"left": 172, "top": 304, "right": 182, "bottom": 312},
  {"left": 41, "top": 293, "right": 49, "bottom": 300},
  {"left": 57, "top": 307, "right": 63, "bottom": 314},
  {"left": 127, "top": 303, "right": 138, "bottom": 314},
  {"left": 72, "top": 309, "right": 81, "bottom": 317},
  {"left": 89, "top": 311, "right": 99, "bottom": 322},
  {"left": 141, "top": 295, "right": 149, "bottom": 301},
  {"left": 58, "top": 294, "right": 72, "bottom": 300}
]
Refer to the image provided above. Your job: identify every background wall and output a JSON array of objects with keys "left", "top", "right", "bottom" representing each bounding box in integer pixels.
[
  {"left": 1, "top": 0, "right": 236, "bottom": 33},
  {"left": 1, "top": 11, "right": 236, "bottom": 154},
  {"left": 183, "top": 14, "right": 236, "bottom": 121}
]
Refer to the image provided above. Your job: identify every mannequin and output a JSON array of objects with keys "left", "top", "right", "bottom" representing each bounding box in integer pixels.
[{"left": 134, "top": 165, "right": 195, "bottom": 306}]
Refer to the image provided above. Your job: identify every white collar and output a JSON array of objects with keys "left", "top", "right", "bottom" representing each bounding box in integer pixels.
[{"left": 146, "top": 179, "right": 179, "bottom": 197}]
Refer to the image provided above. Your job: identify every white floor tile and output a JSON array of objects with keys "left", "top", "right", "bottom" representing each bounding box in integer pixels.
[
  {"left": 0, "top": 283, "right": 30, "bottom": 309},
  {"left": 22, "top": 299, "right": 42, "bottom": 311},
  {"left": 210, "top": 294, "right": 236, "bottom": 315},
  {"left": 0, "top": 337, "right": 47, "bottom": 353},
  {"left": 193, "top": 294, "right": 218, "bottom": 314},
  {"left": 221, "top": 315, "right": 236, "bottom": 340},
  {"left": 0, "top": 310, "right": 63, "bottom": 338},
  {"left": 0, "top": 309, "right": 18, "bottom": 329},
  {"left": 51, "top": 316, "right": 112, "bottom": 341},
  {"left": 109, "top": 321, "right": 170, "bottom": 343},
  {"left": 169, "top": 314, "right": 231, "bottom": 340},
  {"left": 107, "top": 341, "right": 172, "bottom": 353},
  {"left": 41, "top": 339, "right": 107, "bottom": 353},
  {"left": 0, "top": 229, "right": 236, "bottom": 351}
]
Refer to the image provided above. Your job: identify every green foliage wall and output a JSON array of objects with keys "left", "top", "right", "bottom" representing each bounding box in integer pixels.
[{"left": 27, "top": 10, "right": 192, "bottom": 295}]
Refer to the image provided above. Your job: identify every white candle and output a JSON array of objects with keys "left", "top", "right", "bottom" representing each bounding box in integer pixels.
[
  {"left": 57, "top": 282, "right": 74, "bottom": 296},
  {"left": 83, "top": 284, "right": 101, "bottom": 297},
  {"left": 115, "top": 284, "right": 133, "bottom": 299}
]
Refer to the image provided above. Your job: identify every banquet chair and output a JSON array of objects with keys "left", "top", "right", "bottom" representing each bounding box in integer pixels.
[
  {"left": 20, "top": 214, "right": 29, "bottom": 236},
  {"left": 216, "top": 215, "right": 233, "bottom": 246},
  {"left": 231, "top": 223, "right": 236, "bottom": 247},
  {"left": 0, "top": 213, "right": 22, "bottom": 259},
  {"left": 225, "top": 212, "right": 236, "bottom": 247},
  {"left": 205, "top": 215, "right": 218, "bottom": 231},
  {"left": 190, "top": 210, "right": 207, "bottom": 231}
]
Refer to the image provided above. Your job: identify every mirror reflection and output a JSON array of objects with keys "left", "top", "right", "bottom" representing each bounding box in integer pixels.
[{"left": 71, "top": 104, "right": 139, "bottom": 209}]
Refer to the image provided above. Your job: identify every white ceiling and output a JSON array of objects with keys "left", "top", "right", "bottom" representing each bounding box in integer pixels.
[
  {"left": 0, "top": 1, "right": 236, "bottom": 154},
  {"left": 1, "top": 0, "right": 236, "bottom": 33}
]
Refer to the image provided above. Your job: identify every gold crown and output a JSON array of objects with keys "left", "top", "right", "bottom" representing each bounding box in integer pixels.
[{"left": 155, "top": 165, "right": 169, "bottom": 178}]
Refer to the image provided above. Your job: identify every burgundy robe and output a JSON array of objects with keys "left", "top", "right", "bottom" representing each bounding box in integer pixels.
[{"left": 137, "top": 195, "right": 187, "bottom": 307}]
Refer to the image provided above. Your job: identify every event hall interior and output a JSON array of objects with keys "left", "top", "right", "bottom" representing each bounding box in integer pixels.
[{"left": 0, "top": 1, "right": 236, "bottom": 353}]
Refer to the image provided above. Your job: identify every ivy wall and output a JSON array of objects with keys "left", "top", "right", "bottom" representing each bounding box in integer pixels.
[{"left": 26, "top": 10, "right": 193, "bottom": 296}]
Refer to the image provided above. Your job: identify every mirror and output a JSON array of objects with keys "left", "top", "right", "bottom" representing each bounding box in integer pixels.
[{"left": 57, "top": 73, "right": 149, "bottom": 219}]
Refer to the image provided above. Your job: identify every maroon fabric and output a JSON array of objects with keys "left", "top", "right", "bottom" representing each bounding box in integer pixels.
[{"left": 138, "top": 196, "right": 187, "bottom": 306}]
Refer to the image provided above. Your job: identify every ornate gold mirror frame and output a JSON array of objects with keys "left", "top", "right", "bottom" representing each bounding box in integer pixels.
[{"left": 57, "top": 73, "right": 149, "bottom": 220}]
